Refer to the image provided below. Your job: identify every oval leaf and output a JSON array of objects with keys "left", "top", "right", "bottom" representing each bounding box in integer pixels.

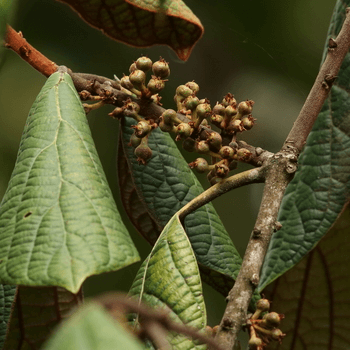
[
  {"left": 263, "top": 204, "right": 350, "bottom": 349},
  {"left": 4, "top": 286, "right": 83, "bottom": 350},
  {"left": 119, "top": 117, "right": 242, "bottom": 296},
  {"left": 0, "top": 284, "right": 16, "bottom": 349},
  {"left": 44, "top": 302, "right": 144, "bottom": 350},
  {"left": 129, "top": 213, "right": 207, "bottom": 349},
  {"left": 57, "top": 0, "right": 203, "bottom": 61},
  {"left": 0, "top": 71, "right": 139, "bottom": 293},
  {"left": 259, "top": 0, "right": 350, "bottom": 290}
]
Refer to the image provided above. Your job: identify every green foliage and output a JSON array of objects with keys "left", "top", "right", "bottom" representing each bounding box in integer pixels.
[
  {"left": 0, "top": 71, "right": 139, "bottom": 293},
  {"left": 119, "top": 117, "right": 242, "bottom": 295},
  {"left": 44, "top": 303, "right": 144, "bottom": 350},
  {"left": 57, "top": 0, "right": 203, "bottom": 61},
  {"left": 0, "top": 285, "right": 16, "bottom": 349},
  {"left": 129, "top": 213, "right": 206, "bottom": 350},
  {"left": 263, "top": 205, "right": 350, "bottom": 349},
  {"left": 259, "top": 0, "right": 350, "bottom": 291}
]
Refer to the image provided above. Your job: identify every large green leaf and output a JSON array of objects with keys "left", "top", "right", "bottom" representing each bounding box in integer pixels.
[
  {"left": 57, "top": 0, "right": 203, "bottom": 61},
  {"left": 119, "top": 117, "right": 242, "bottom": 296},
  {"left": 44, "top": 302, "right": 144, "bottom": 350},
  {"left": 0, "top": 71, "right": 139, "bottom": 294},
  {"left": 4, "top": 286, "right": 83, "bottom": 350},
  {"left": 259, "top": 0, "right": 350, "bottom": 291},
  {"left": 263, "top": 204, "right": 350, "bottom": 350},
  {"left": 0, "top": 284, "right": 16, "bottom": 349},
  {"left": 129, "top": 213, "right": 206, "bottom": 350}
]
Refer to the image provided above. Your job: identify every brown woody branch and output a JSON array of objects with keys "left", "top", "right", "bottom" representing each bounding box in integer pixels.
[{"left": 214, "top": 7, "right": 350, "bottom": 350}]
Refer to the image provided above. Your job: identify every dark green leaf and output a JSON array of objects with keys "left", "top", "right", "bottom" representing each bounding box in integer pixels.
[
  {"left": 4, "top": 286, "right": 83, "bottom": 350},
  {"left": 259, "top": 0, "right": 350, "bottom": 291},
  {"left": 44, "top": 302, "right": 144, "bottom": 350},
  {"left": 57, "top": 0, "right": 203, "bottom": 61},
  {"left": 0, "top": 71, "right": 139, "bottom": 293},
  {"left": 129, "top": 213, "right": 206, "bottom": 349},
  {"left": 263, "top": 205, "right": 350, "bottom": 350},
  {"left": 119, "top": 117, "right": 242, "bottom": 295},
  {"left": 0, "top": 285, "right": 16, "bottom": 349}
]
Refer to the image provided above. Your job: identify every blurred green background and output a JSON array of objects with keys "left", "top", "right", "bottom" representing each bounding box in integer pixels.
[{"left": 0, "top": 0, "right": 336, "bottom": 327}]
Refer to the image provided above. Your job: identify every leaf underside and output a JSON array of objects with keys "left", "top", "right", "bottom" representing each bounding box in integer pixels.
[
  {"left": 57, "top": 0, "right": 204, "bottom": 61},
  {"left": 4, "top": 286, "right": 83, "bottom": 350},
  {"left": 44, "top": 302, "right": 145, "bottom": 350},
  {"left": 0, "top": 71, "right": 139, "bottom": 293},
  {"left": 118, "top": 117, "right": 242, "bottom": 296},
  {"left": 264, "top": 205, "right": 350, "bottom": 350},
  {"left": 129, "top": 214, "right": 207, "bottom": 350},
  {"left": 259, "top": 0, "right": 350, "bottom": 291},
  {"left": 0, "top": 284, "right": 16, "bottom": 349}
]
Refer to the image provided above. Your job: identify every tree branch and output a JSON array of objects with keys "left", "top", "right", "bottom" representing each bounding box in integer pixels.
[{"left": 214, "top": 7, "right": 350, "bottom": 350}]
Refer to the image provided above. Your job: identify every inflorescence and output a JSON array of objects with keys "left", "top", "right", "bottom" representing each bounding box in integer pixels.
[{"left": 109, "top": 56, "right": 257, "bottom": 185}]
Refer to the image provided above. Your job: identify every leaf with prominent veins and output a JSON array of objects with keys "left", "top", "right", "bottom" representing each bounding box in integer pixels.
[
  {"left": 0, "top": 71, "right": 139, "bottom": 293},
  {"left": 119, "top": 117, "right": 242, "bottom": 296},
  {"left": 129, "top": 213, "right": 207, "bottom": 350}
]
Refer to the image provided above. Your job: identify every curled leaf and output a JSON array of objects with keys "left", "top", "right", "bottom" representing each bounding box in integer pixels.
[{"left": 57, "top": 0, "right": 204, "bottom": 61}]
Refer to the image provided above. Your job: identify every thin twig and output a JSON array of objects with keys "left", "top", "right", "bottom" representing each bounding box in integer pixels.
[
  {"left": 5, "top": 25, "right": 57, "bottom": 76},
  {"left": 214, "top": 7, "right": 350, "bottom": 350},
  {"left": 178, "top": 167, "right": 266, "bottom": 223}
]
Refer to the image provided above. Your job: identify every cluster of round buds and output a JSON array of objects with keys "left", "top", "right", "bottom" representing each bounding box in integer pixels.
[
  {"left": 247, "top": 299, "right": 285, "bottom": 349},
  {"left": 121, "top": 56, "right": 170, "bottom": 101},
  {"left": 211, "top": 93, "right": 255, "bottom": 135}
]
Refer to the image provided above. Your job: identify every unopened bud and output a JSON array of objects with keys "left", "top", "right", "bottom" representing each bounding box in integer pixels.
[
  {"left": 152, "top": 58, "right": 170, "bottom": 78},
  {"left": 189, "top": 158, "right": 209, "bottom": 173},
  {"left": 185, "top": 81, "right": 200, "bottom": 94},
  {"left": 135, "top": 56, "right": 152, "bottom": 72}
]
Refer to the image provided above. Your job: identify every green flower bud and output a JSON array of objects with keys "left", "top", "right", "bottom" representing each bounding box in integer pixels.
[
  {"left": 129, "top": 69, "right": 146, "bottom": 91},
  {"left": 175, "top": 123, "right": 192, "bottom": 139},
  {"left": 262, "top": 312, "right": 282, "bottom": 328},
  {"left": 120, "top": 75, "right": 134, "bottom": 90},
  {"left": 189, "top": 158, "right": 209, "bottom": 173},
  {"left": 134, "top": 120, "right": 152, "bottom": 138},
  {"left": 196, "top": 140, "right": 210, "bottom": 154},
  {"left": 256, "top": 299, "right": 270, "bottom": 312},
  {"left": 196, "top": 103, "right": 212, "bottom": 119},
  {"left": 152, "top": 58, "right": 170, "bottom": 78},
  {"left": 184, "top": 95, "right": 200, "bottom": 111},
  {"left": 134, "top": 140, "right": 152, "bottom": 164},
  {"left": 248, "top": 336, "right": 263, "bottom": 349},
  {"left": 219, "top": 146, "right": 235, "bottom": 159},
  {"left": 271, "top": 328, "right": 285, "bottom": 341},
  {"left": 129, "top": 132, "right": 142, "bottom": 148},
  {"left": 136, "top": 56, "right": 152, "bottom": 72},
  {"left": 207, "top": 131, "right": 222, "bottom": 150},
  {"left": 242, "top": 115, "right": 255, "bottom": 130},
  {"left": 161, "top": 109, "right": 178, "bottom": 125},
  {"left": 225, "top": 104, "right": 237, "bottom": 117},
  {"left": 227, "top": 119, "right": 244, "bottom": 133},
  {"left": 159, "top": 119, "right": 175, "bottom": 133},
  {"left": 237, "top": 148, "right": 252, "bottom": 162},
  {"left": 129, "top": 62, "right": 137, "bottom": 73},
  {"left": 175, "top": 85, "right": 193, "bottom": 100},
  {"left": 212, "top": 103, "right": 226, "bottom": 116},
  {"left": 238, "top": 100, "right": 254, "bottom": 116},
  {"left": 185, "top": 81, "right": 200, "bottom": 94},
  {"left": 211, "top": 114, "right": 224, "bottom": 127},
  {"left": 147, "top": 77, "right": 165, "bottom": 95},
  {"left": 222, "top": 93, "right": 236, "bottom": 107}
]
